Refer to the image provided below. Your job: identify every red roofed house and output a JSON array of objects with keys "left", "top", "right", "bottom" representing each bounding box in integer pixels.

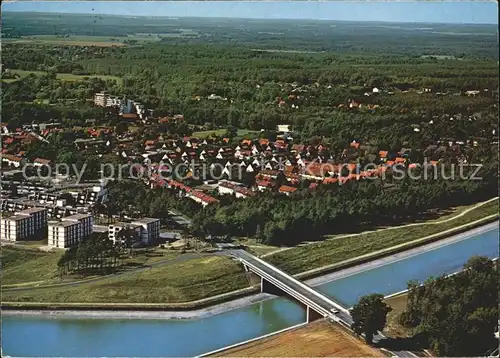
[
  {"left": 34, "top": 158, "right": 52, "bottom": 167},
  {"left": 278, "top": 185, "right": 297, "bottom": 196},
  {"left": 188, "top": 190, "right": 219, "bottom": 207},
  {"left": 256, "top": 180, "right": 274, "bottom": 192},
  {"left": 1, "top": 154, "right": 26, "bottom": 168}
]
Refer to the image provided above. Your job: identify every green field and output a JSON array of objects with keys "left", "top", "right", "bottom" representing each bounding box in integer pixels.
[
  {"left": 3, "top": 256, "right": 249, "bottom": 304},
  {"left": 267, "top": 199, "right": 499, "bottom": 274},
  {"left": 0, "top": 246, "right": 64, "bottom": 286},
  {"left": 3, "top": 69, "right": 122, "bottom": 84},
  {"left": 3, "top": 35, "right": 128, "bottom": 47}
]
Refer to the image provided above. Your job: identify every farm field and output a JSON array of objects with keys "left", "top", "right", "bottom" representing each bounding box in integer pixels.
[
  {"left": 213, "top": 319, "right": 383, "bottom": 357},
  {"left": 3, "top": 35, "right": 127, "bottom": 47}
]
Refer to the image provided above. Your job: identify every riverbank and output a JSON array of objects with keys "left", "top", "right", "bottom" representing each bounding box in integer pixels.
[{"left": 3, "top": 220, "right": 498, "bottom": 319}]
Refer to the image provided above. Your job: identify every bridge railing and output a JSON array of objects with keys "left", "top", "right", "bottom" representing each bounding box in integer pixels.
[{"left": 239, "top": 252, "right": 349, "bottom": 314}]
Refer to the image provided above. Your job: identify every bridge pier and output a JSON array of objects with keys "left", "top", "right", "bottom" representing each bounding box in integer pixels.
[{"left": 306, "top": 306, "right": 323, "bottom": 323}]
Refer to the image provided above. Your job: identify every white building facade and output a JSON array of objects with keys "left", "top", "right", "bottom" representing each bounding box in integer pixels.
[
  {"left": 1, "top": 207, "right": 47, "bottom": 242},
  {"left": 47, "top": 213, "right": 93, "bottom": 248}
]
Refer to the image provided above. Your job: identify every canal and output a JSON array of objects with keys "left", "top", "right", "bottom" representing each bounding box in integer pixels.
[{"left": 2, "top": 224, "right": 498, "bottom": 357}]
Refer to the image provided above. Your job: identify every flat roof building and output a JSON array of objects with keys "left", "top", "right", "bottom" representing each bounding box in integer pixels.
[{"left": 1, "top": 207, "right": 47, "bottom": 242}]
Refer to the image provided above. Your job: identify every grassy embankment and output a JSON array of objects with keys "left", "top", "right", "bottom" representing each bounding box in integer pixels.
[
  {"left": 2, "top": 69, "right": 122, "bottom": 84},
  {"left": 267, "top": 199, "right": 498, "bottom": 275},
  {"left": 1, "top": 246, "right": 179, "bottom": 288},
  {"left": 2, "top": 198, "right": 497, "bottom": 305},
  {"left": 2, "top": 256, "right": 248, "bottom": 304}
]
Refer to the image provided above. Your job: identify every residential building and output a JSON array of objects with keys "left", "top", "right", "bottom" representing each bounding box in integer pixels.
[
  {"left": 33, "top": 158, "right": 52, "bottom": 167},
  {"left": 62, "top": 213, "right": 93, "bottom": 239},
  {"left": 94, "top": 91, "right": 109, "bottom": 107},
  {"left": 1, "top": 207, "right": 47, "bottom": 241},
  {"left": 15, "top": 207, "right": 47, "bottom": 232},
  {"left": 48, "top": 220, "right": 81, "bottom": 248},
  {"left": 47, "top": 213, "right": 93, "bottom": 248},
  {"left": 1, "top": 154, "right": 25, "bottom": 168},
  {"left": 278, "top": 185, "right": 298, "bottom": 196},
  {"left": 131, "top": 217, "right": 160, "bottom": 244},
  {"left": 108, "top": 222, "right": 142, "bottom": 244}
]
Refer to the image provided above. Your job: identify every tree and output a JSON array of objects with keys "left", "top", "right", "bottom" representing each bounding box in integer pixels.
[
  {"left": 350, "top": 293, "right": 392, "bottom": 344},
  {"left": 400, "top": 256, "right": 498, "bottom": 356}
]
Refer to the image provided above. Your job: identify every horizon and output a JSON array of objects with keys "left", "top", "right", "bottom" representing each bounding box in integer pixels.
[{"left": 3, "top": 1, "right": 499, "bottom": 25}]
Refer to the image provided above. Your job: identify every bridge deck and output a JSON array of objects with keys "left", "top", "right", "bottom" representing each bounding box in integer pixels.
[{"left": 230, "top": 249, "right": 348, "bottom": 319}]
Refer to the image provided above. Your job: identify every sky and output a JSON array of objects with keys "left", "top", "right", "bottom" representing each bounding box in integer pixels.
[{"left": 2, "top": 1, "right": 499, "bottom": 25}]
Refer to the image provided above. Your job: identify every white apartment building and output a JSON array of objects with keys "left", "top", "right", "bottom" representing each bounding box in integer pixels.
[
  {"left": 16, "top": 207, "right": 48, "bottom": 232},
  {"left": 62, "top": 213, "right": 93, "bottom": 238},
  {"left": 131, "top": 218, "right": 160, "bottom": 244},
  {"left": 94, "top": 91, "right": 108, "bottom": 107},
  {"left": 48, "top": 220, "right": 81, "bottom": 248},
  {"left": 1, "top": 207, "right": 47, "bottom": 242},
  {"left": 47, "top": 213, "right": 93, "bottom": 249},
  {"left": 108, "top": 222, "right": 142, "bottom": 245},
  {"left": 109, "top": 218, "right": 160, "bottom": 245}
]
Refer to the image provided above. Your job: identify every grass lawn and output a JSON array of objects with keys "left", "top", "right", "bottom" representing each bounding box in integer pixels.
[
  {"left": 0, "top": 246, "right": 64, "bottom": 286},
  {"left": 267, "top": 199, "right": 498, "bottom": 274},
  {"left": 3, "top": 69, "right": 122, "bottom": 85},
  {"left": 3, "top": 256, "right": 249, "bottom": 304},
  {"left": 1, "top": 245, "right": 181, "bottom": 287},
  {"left": 234, "top": 237, "right": 280, "bottom": 256}
]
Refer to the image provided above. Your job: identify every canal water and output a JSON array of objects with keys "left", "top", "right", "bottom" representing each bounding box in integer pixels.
[{"left": 2, "top": 225, "right": 498, "bottom": 357}]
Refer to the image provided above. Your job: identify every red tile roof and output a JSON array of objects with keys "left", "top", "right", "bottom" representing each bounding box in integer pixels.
[
  {"left": 257, "top": 180, "right": 274, "bottom": 188},
  {"left": 278, "top": 185, "right": 297, "bottom": 193},
  {"left": 34, "top": 158, "right": 52, "bottom": 165}
]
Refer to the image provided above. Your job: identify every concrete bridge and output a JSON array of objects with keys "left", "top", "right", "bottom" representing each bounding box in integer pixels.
[{"left": 229, "top": 249, "right": 349, "bottom": 323}]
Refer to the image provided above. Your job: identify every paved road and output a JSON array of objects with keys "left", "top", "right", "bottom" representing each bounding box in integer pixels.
[{"left": 229, "top": 249, "right": 345, "bottom": 316}]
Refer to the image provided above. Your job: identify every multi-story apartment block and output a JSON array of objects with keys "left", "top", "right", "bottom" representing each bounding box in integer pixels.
[
  {"left": 131, "top": 218, "right": 160, "bottom": 244},
  {"left": 62, "top": 213, "right": 93, "bottom": 239},
  {"left": 47, "top": 213, "right": 93, "bottom": 249},
  {"left": 0, "top": 207, "right": 47, "bottom": 242},
  {"left": 108, "top": 222, "right": 142, "bottom": 245},
  {"left": 94, "top": 91, "right": 108, "bottom": 107},
  {"left": 108, "top": 218, "right": 160, "bottom": 245},
  {"left": 48, "top": 220, "right": 81, "bottom": 248},
  {"left": 15, "top": 207, "right": 48, "bottom": 232}
]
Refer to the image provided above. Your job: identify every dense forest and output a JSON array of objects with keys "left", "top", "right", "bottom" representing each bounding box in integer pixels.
[
  {"left": 3, "top": 12, "right": 498, "bottom": 58},
  {"left": 399, "top": 256, "right": 498, "bottom": 356}
]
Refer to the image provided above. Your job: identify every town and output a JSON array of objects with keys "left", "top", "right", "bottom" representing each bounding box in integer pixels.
[
  {"left": 1, "top": 87, "right": 492, "bottom": 246},
  {"left": 1, "top": 5, "right": 499, "bottom": 358}
]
